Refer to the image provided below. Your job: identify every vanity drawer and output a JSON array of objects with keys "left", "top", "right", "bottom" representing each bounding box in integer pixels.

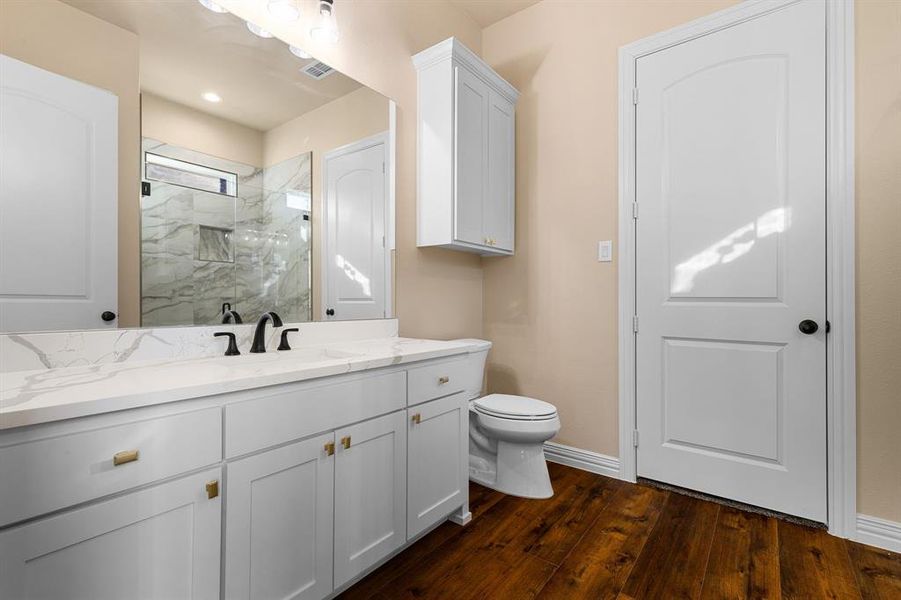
[
  {"left": 0, "top": 407, "right": 221, "bottom": 527},
  {"left": 225, "top": 371, "right": 406, "bottom": 458},
  {"left": 407, "top": 357, "right": 468, "bottom": 406}
]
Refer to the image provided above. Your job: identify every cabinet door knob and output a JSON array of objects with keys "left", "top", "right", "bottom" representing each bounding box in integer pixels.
[
  {"left": 112, "top": 449, "right": 139, "bottom": 466},
  {"left": 101, "top": 311, "right": 117, "bottom": 322},
  {"left": 341, "top": 436, "right": 352, "bottom": 449},
  {"left": 438, "top": 376, "right": 450, "bottom": 385},
  {"left": 206, "top": 480, "right": 219, "bottom": 499},
  {"left": 324, "top": 441, "right": 335, "bottom": 456},
  {"left": 411, "top": 413, "right": 421, "bottom": 425}
]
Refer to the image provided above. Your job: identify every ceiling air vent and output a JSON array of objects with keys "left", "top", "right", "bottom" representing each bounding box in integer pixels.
[{"left": 300, "top": 61, "right": 335, "bottom": 80}]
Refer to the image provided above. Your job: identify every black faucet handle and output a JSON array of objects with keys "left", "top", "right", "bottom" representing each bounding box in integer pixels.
[
  {"left": 214, "top": 332, "right": 241, "bottom": 356},
  {"left": 278, "top": 328, "right": 299, "bottom": 351}
]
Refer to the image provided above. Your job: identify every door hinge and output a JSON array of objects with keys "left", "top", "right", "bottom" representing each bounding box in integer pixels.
[
  {"left": 632, "top": 202, "right": 639, "bottom": 220},
  {"left": 632, "top": 88, "right": 639, "bottom": 105},
  {"left": 382, "top": 162, "right": 385, "bottom": 174},
  {"left": 632, "top": 430, "right": 639, "bottom": 448},
  {"left": 382, "top": 235, "right": 386, "bottom": 248},
  {"left": 632, "top": 315, "right": 639, "bottom": 333}
]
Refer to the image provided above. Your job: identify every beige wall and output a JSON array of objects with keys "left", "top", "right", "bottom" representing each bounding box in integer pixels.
[
  {"left": 482, "top": 0, "right": 901, "bottom": 523},
  {"left": 1, "top": 0, "right": 142, "bottom": 327},
  {"left": 142, "top": 92, "right": 264, "bottom": 167},
  {"left": 264, "top": 86, "right": 389, "bottom": 320},
  {"left": 220, "top": 0, "right": 485, "bottom": 339},
  {"left": 855, "top": 0, "right": 901, "bottom": 522}
]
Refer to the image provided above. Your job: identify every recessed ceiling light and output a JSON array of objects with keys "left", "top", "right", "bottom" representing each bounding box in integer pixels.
[
  {"left": 289, "top": 45, "right": 312, "bottom": 59},
  {"left": 198, "top": 0, "right": 228, "bottom": 14},
  {"left": 268, "top": 0, "right": 300, "bottom": 22},
  {"left": 246, "top": 21, "right": 274, "bottom": 38},
  {"left": 202, "top": 92, "right": 222, "bottom": 103}
]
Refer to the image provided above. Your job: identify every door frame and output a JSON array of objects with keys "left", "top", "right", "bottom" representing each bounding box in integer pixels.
[
  {"left": 320, "top": 129, "right": 393, "bottom": 320},
  {"left": 617, "top": 0, "right": 855, "bottom": 537}
]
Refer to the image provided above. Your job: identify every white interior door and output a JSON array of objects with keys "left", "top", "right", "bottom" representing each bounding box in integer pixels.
[
  {"left": 634, "top": 0, "right": 827, "bottom": 522},
  {"left": 323, "top": 134, "right": 387, "bottom": 321},
  {"left": 0, "top": 54, "right": 118, "bottom": 332}
]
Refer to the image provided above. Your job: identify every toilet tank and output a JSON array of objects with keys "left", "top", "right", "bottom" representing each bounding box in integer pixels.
[{"left": 452, "top": 339, "right": 492, "bottom": 400}]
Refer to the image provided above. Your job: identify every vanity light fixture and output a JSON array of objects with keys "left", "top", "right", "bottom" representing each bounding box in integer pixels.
[
  {"left": 289, "top": 45, "right": 313, "bottom": 59},
  {"left": 267, "top": 0, "right": 300, "bottom": 22},
  {"left": 202, "top": 91, "right": 222, "bottom": 103},
  {"left": 198, "top": 0, "right": 228, "bottom": 13},
  {"left": 310, "top": 0, "right": 339, "bottom": 43},
  {"left": 246, "top": 21, "right": 274, "bottom": 38}
]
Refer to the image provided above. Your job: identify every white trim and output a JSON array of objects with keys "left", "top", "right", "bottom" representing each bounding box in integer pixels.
[
  {"left": 320, "top": 131, "right": 392, "bottom": 320},
  {"left": 386, "top": 101, "right": 397, "bottom": 317},
  {"left": 856, "top": 515, "right": 901, "bottom": 554},
  {"left": 412, "top": 37, "right": 519, "bottom": 104},
  {"left": 544, "top": 442, "right": 621, "bottom": 479},
  {"left": 617, "top": 0, "right": 856, "bottom": 536}
]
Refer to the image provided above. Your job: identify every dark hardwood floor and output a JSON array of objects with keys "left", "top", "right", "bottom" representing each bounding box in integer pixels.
[{"left": 339, "top": 463, "right": 901, "bottom": 599}]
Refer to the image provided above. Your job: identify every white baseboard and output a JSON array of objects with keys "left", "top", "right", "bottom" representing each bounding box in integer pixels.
[
  {"left": 543, "top": 442, "right": 621, "bottom": 479},
  {"left": 856, "top": 514, "right": 901, "bottom": 554}
]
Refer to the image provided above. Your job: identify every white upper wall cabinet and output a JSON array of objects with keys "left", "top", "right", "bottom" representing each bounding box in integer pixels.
[{"left": 413, "top": 38, "right": 519, "bottom": 256}]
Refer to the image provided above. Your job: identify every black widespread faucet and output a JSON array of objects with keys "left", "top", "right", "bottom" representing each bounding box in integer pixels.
[
  {"left": 221, "top": 302, "right": 243, "bottom": 324},
  {"left": 250, "top": 311, "right": 283, "bottom": 353}
]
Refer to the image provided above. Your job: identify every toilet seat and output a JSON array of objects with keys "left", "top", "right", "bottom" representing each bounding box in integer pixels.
[{"left": 473, "top": 394, "right": 557, "bottom": 421}]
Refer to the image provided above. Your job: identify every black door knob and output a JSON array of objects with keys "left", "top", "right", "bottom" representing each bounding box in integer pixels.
[
  {"left": 799, "top": 319, "right": 819, "bottom": 335},
  {"left": 101, "top": 311, "right": 117, "bottom": 322},
  {"left": 326, "top": 308, "right": 335, "bottom": 317}
]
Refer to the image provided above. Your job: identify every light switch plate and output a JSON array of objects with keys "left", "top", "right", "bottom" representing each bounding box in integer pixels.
[{"left": 598, "top": 240, "right": 613, "bottom": 262}]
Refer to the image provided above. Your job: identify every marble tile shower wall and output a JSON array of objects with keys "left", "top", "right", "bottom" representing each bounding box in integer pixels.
[{"left": 141, "top": 140, "right": 312, "bottom": 327}]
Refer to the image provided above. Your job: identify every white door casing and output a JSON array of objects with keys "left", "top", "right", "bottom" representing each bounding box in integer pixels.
[
  {"left": 633, "top": 0, "right": 827, "bottom": 522},
  {"left": 322, "top": 133, "right": 388, "bottom": 321},
  {"left": 0, "top": 54, "right": 118, "bottom": 332}
]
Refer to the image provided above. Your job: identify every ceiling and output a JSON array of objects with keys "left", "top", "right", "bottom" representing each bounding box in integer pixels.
[
  {"left": 62, "top": 0, "right": 362, "bottom": 131},
  {"left": 448, "top": 0, "right": 542, "bottom": 28}
]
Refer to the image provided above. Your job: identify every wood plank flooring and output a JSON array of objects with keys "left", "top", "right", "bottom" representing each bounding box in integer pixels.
[{"left": 338, "top": 463, "right": 901, "bottom": 600}]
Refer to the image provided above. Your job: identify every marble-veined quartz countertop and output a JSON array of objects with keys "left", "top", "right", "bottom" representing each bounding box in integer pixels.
[{"left": 0, "top": 337, "right": 491, "bottom": 430}]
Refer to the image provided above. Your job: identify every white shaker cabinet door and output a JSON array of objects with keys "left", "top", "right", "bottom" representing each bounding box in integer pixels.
[
  {"left": 225, "top": 434, "right": 335, "bottom": 600},
  {"left": 453, "top": 65, "right": 489, "bottom": 247},
  {"left": 333, "top": 410, "right": 407, "bottom": 589},
  {"left": 485, "top": 89, "right": 515, "bottom": 253},
  {"left": 0, "top": 469, "right": 222, "bottom": 600},
  {"left": 407, "top": 392, "right": 468, "bottom": 539}
]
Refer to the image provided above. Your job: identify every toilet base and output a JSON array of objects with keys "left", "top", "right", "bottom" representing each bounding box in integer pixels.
[{"left": 469, "top": 441, "right": 554, "bottom": 499}]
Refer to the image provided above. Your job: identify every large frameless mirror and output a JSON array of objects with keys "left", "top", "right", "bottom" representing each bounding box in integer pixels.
[{"left": 0, "top": 0, "right": 394, "bottom": 333}]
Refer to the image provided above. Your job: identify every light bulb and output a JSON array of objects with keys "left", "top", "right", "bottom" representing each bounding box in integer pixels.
[
  {"left": 310, "top": 0, "right": 339, "bottom": 43},
  {"left": 198, "top": 0, "right": 228, "bottom": 13},
  {"left": 267, "top": 0, "right": 300, "bottom": 22},
  {"left": 202, "top": 92, "right": 222, "bottom": 103},
  {"left": 289, "top": 45, "right": 312, "bottom": 59},
  {"left": 246, "top": 21, "right": 273, "bottom": 38}
]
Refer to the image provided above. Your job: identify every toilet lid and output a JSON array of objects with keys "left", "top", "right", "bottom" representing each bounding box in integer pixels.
[{"left": 473, "top": 394, "right": 557, "bottom": 420}]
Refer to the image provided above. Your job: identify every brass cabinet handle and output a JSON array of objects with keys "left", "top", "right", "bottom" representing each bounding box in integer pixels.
[
  {"left": 324, "top": 441, "right": 335, "bottom": 456},
  {"left": 438, "top": 376, "right": 450, "bottom": 385},
  {"left": 411, "top": 413, "right": 422, "bottom": 425},
  {"left": 341, "top": 436, "right": 351, "bottom": 449},
  {"left": 113, "top": 450, "right": 139, "bottom": 466},
  {"left": 206, "top": 480, "right": 219, "bottom": 499}
]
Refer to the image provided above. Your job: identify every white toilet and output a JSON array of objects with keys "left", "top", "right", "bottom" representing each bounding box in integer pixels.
[{"left": 459, "top": 344, "right": 560, "bottom": 499}]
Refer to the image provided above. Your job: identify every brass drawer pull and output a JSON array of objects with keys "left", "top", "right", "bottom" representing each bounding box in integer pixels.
[
  {"left": 206, "top": 480, "right": 219, "bottom": 499},
  {"left": 112, "top": 450, "right": 139, "bottom": 466},
  {"left": 324, "top": 441, "right": 335, "bottom": 456},
  {"left": 438, "top": 376, "right": 450, "bottom": 385},
  {"left": 341, "top": 436, "right": 352, "bottom": 449},
  {"left": 411, "top": 413, "right": 422, "bottom": 425}
]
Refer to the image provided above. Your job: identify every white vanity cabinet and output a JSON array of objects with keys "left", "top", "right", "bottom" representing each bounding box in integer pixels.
[
  {"left": 0, "top": 351, "right": 479, "bottom": 600},
  {"left": 0, "top": 468, "right": 222, "bottom": 600},
  {"left": 414, "top": 37, "right": 519, "bottom": 256}
]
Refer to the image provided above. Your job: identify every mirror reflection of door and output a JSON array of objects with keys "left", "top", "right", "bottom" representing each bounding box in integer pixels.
[{"left": 322, "top": 134, "right": 388, "bottom": 321}]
